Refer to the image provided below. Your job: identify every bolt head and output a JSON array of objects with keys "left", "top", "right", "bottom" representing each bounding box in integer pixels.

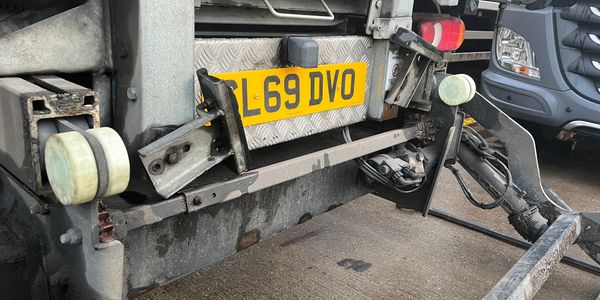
[
  {"left": 378, "top": 165, "right": 390, "bottom": 175},
  {"left": 166, "top": 151, "right": 180, "bottom": 164},
  {"left": 59, "top": 234, "right": 71, "bottom": 244},
  {"left": 192, "top": 196, "right": 202, "bottom": 206},
  {"left": 375, "top": 0, "right": 382, "bottom": 8},
  {"left": 127, "top": 87, "right": 138, "bottom": 100},
  {"left": 149, "top": 159, "right": 165, "bottom": 175},
  {"left": 119, "top": 47, "right": 128, "bottom": 57}
]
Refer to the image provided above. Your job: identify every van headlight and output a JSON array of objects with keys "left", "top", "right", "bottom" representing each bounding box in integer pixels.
[{"left": 496, "top": 27, "right": 540, "bottom": 79}]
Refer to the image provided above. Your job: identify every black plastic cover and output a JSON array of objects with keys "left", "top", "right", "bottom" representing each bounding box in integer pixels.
[
  {"left": 568, "top": 54, "right": 600, "bottom": 78},
  {"left": 282, "top": 36, "right": 319, "bottom": 69},
  {"left": 560, "top": 1, "right": 600, "bottom": 24},
  {"left": 563, "top": 28, "right": 600, "bottom": 53}
]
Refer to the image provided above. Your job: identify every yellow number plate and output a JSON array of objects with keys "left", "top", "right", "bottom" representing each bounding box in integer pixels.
[{"left": 214, "top": 62, "right": 367, "bottom": 127}]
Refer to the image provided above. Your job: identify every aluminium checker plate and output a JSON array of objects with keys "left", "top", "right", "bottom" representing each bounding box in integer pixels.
[{"left": 194, "top": 36, "right": 373, "bottom": 150}]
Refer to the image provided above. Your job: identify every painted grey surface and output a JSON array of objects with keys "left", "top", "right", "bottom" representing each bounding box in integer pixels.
[
  {"left": 193, "top": 36, "right": 373, "bottom": 150},
  {"left": 482, "top": 69, "right": 600, "bottom": 128},
  {"left": 138, "top": 145, "right": 600, "bottom": 299},
  {"left": 183, "top": 126, "right": 417, "bottom": 212},
  {"left": 489, "top": 6, "right": 569, "bottom": 91},
  {"left": 0, "top": 77, "right": 99, "bottom": 194},
  {"left": 0, "top": 0, "right": 110, "bottom": 76},
  {"left": 483, "top": 4, "right": 600, "bottom": 130},
  {"left": 111, "top": 0, "right": 195, "bottom": 196},
  {"left": 555, "top": 7, "right": 600, "bottom": 103},
  {"left": 125, "top": 162, "right": 370, "bottom": 294},
  {"left": 366, "top": 40, "right": 399, "bottom": 121},
  {"left": 120, "top": 125, "right": 419, "bottom": 232},
  {"left": 0, "top": 167, "right": 125, "bottom": 300}
]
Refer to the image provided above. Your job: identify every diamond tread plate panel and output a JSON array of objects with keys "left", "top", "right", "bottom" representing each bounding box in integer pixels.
[{"left": 194, "top": 36, "right": 373, "bottom": 149}]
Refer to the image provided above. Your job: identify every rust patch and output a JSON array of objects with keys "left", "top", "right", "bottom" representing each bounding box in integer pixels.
[
  {"left": 381, "top": 103, "right": 399, "bottom": 121},
  {"left": 98, "top": 201, "right": 114, "bottom": 242},
  {"left": 237, "top": 229, "right": 260, "bottom": 251}
]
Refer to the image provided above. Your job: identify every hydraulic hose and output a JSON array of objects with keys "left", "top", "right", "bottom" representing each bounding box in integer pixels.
[{"left": 454, "top": 141, "right": 549, "bottom": 242}]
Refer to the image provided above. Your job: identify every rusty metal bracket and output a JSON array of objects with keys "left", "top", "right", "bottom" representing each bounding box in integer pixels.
[
  {"left": 196, "top": 68, "right": 250, "bottom": 174},
  {"left": 138, "top": 110, "right": 232, "bottom": 198},
  {"left": 138, "top": 69, "right": 250, "bottom": 198}
]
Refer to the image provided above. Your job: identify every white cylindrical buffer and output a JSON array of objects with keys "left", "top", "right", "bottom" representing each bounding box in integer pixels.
[
  {"left": 45, "top": 127, "right": 130, "bottom": 205},
  {"left": 437, "top": 73, "right": 477, "bottom": 106}
]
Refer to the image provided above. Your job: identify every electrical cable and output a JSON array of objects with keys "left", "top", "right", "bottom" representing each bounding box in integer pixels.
[
  {"left": 343, "top": 127, "right": 427, "bottom": 194},
  {"left": 446, "top": 162, "right": 505, "bottom": 209},
  {"left": 472, "top": 91, "right": 573, "bottom": 213},
  {"left": 445, "top": 129, "right": 513, "bottom": 210}
]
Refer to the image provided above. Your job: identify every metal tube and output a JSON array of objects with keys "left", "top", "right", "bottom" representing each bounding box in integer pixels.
[
  {"left": 457, "top": 144, "right": 524, "bottom": 213},
  {"left": 262, "top": 0, "right": 335, "bottom": 21},
  {"left": 124, "top": 126, "right": 419, "bottom": 230},
  {"left": 484, "top": 214, "right": 581, "bottom": 300},
  {"left": 457, "top": 142, "right": 548, "bottom": 242},
  {"left": 428, "top": 208, "right": 600, "bottom": 276},
  {"left": 184, "top": 126, "right": 419, "bottom": 212}
]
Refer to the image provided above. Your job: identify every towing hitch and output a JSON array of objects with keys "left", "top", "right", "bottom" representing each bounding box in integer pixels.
[{"left": 445, "top": 92, "right": 600, "bottom": 299}]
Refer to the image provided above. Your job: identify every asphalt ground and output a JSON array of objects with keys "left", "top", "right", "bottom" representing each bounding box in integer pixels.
[{"left": 139, "top": 136, "right": 600, "bottom": 300}]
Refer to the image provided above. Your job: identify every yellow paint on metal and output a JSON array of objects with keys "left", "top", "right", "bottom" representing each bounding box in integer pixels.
[
  {"left": 215, "top": 62, "right": 368, "bottom": 126},
  {"left": 463, "top": 117, "right": 477, "bottom": 126}
]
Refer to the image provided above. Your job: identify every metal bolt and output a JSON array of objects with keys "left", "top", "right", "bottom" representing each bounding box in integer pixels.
[
  {"left": 119, "top": 47, "right": 128, "bottom": 57},
  {"left": 192, "top": 196, "right": 202, "bottom": 206},
  {"left": 127, "top": 87, "right": 137, "bottom": 100},
  {"left": 149, "top": 159, "right": 165, "bottom": 175},
  {"left": 370, "top": 24, "right": 382, "bottom": 31},
  {"left": 378, "top": 165, "right": 390, "bottom": 175},
  {"left": 166, "top": 151, "right": 180, "bottom": 165},
  {"left": 59, "top": 228, "right": 82, "bottom": 245},
  {"left": 565, "top": 107, "right": 572, "bottom": 113},
  {"left": 30, "top": 204, "right": 42, "bottom": 215},
  {"left": 375, "top": 0, "right": 382, "bottom": 8}
]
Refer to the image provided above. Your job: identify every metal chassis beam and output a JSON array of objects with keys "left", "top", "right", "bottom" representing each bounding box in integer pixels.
[
  {"left": 484, "top": 214, "right": 582, "bottom": 300},
  {"left": 123, "top": 125, "right": 418, "bottom": 230},
  {"left": 0, "top": 0, "right": 111, "bottom": 76}
]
